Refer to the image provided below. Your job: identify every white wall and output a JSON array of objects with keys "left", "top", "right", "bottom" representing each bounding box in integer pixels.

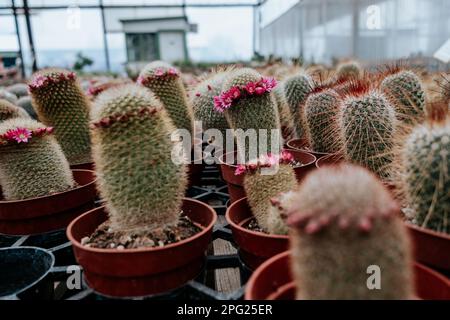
[{"left": 159, "top": 31, "right": 186, "bottom": 62}]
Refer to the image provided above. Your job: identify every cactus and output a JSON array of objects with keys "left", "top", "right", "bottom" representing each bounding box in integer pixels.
[
  {"left": 237, "top": 151, "right": 297, "bottom": 234},
  {"left": 267, "top": 189, "right": 298, "bottom": 235},
  {"left": 0, "top": 89, "right": 18, "bottom": 104},
  {"left": 137, "top": 61, "right": 194, "bottom": 136},
  {"left": 0, "top": 118, "right": 75, "bottom": 200},
  {"left": 304, "top": 88, "right": 342, "bottom": 153},
  {"left": 339, "top": 83, "right": 397, "bottom": 179},
  {"left": 381, "top": 70, "right": 425, "bottom": 127},
  {"left": 336, "top": 61, "right": 362, "bottom": 80},
  {"left": 216, "top": 68, "right": 281, "bottom": 160},
  {"left": 287, "top": 164, "right": 413, "bottom": 300},
  {"left": 400, "top": 102, "right": 449, "bottom": 234},
  {"left": 282, "top": 73, "right": 313, "bottom": 139},
  {"left": 272, "top": 84, "right": 296, "bottom": 141},
  {"left": 190, "top": 71, "right": 229, "bottom": 139},
  {"left": 0, "top": 99, "right": 30, "bottom": 121},
  {"left": 28, "top": 68, "right": 92, "bottom": 165},
  {"left": 6, "top": 83, "right": 29, "bottom": 98},
  {"left": 91, "top": 84, "right": 188, "bottom": 233}
]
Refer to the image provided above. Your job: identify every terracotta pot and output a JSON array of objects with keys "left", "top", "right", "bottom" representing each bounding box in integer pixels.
[
  {"left": 0, "top": 170, "right": 97, "bottom": 236},
  {"left": 315, "top": 153, "right": 345, "bottom": 168},
  {"left": 226, "top": 197, "right": 288, "bottom": 270},
  {"left": 67, "top": 198, "right": 217, "bottom": 297},
  {"left": 286, "top": 138, "right": 330, "bottom": 160},
  {"left": 219, "top": 150, "right": 316, "bottom": 204},
  {"left": 70, "top": 162, "right": 94, "bottom": 171},
  {"left": 245, "top": 251, "right": 450, "bottom": 300},
  {"left": 407, "top": 223, "right": 450, "bottom": 273}
]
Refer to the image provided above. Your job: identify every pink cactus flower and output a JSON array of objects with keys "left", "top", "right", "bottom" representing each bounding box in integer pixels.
[
  {"left": 281, "top": 150, "right": 294, "bottom": 163},
  {"left": 4, "top": 127, "right": 32, "bottom": 143},
  {"left": 154, "top": 68, "right": 165, "bottom": 77},
  {"left": 234, "top": 164, "right": 246, "bottom": 176},
  {"left": 168, "top": 68, "right": 179, "bottom": 76},
  {"left": 229, "top": 86, "right": 241, "bottom": 99},
  {"left": 244, "top": 82, "right": 256, "bottom": 94}
]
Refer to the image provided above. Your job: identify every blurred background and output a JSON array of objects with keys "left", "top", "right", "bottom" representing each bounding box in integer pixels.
[{"left": 0, "top": 0, "right": 449, "bottom": 79}]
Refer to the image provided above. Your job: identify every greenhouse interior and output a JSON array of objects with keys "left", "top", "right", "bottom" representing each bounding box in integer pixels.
[{"left": 0, "top": 0, "right": 449, "bottom": 306}]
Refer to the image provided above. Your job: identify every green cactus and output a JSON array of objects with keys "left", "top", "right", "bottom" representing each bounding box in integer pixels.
[
  {"left": 272, "top": 84, "right": 296, "bottom": 141},
  {"left": 287, "top": 164, "right": 413, "bottom": 300},
  {"left": 340, "top": 88, "right": 397, "bottom": 179},
  {"left": 267, "top": 189, "right": 297, "bottom": 235},
  {"left": 28, "top": 68, "right": 92, "bottom": 165},
  {"left": 0, "top": 118, "right": 75, "bottom": 200},
  {"left": 241, "top": 152, "right": 298, "bottom": 234},
  {"left": 91, "top": 84, "right": 188, "bottom": 233},
  {"left": 336, "top": 61, "right": 362, "bottom": 80},
  {"left": 401, "top": 107, "right": 449, "bottom": 234},
  {"left": 138, "top": 61, "right": 194, "bottom": 136},
  {"left": 0, "top": 99, "right": 30, "bottom": 121},
  {"left": 381, "top": 70, "right": 425, "bottom": 127},
  {"left": 304, "top": 88, "right": 342, "bottom": 153},
  {"left": 282, "top": 73, "right": 313, "bottom": 139},
  {"left": 190, "top": 71, "right": 229, "bottom": 139},
  {"left": 219, "top": 68, "right": 281, "bottom": 160}
]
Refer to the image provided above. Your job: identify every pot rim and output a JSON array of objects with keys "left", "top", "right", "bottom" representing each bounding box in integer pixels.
[
  {"left": 226, "top": 197, "right": 289, "bottom": 240},
  {"left": 244, "top": 250, "right": 290, "bottom": 300},
  {"left": 406, "top": 222, "right": 450, "bottom": 241},
  {"left": 0, "top": 169, "right": 96, "bottom": 204},
  {"left": 67, "top": 197, "right": 217, "bottom": 254},
  {"left": 286, "top": 138, "right": 330, "bottom": 156}
]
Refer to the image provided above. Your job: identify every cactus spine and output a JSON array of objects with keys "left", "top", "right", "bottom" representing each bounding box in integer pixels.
[
  {"left": 287, "top": 164, "right": 413, "bottom": 300},
  {"left": 273, "top": 84, "right": 296, "bottom": 141},
  {"left": 381, "top": 70, "right": 425, "bottom": 127},
  {"left": 0, "top": 118, "right": 75, "bottom": 200},
  {"left": 138, "top": 61, "right": 194, "bottom": 136},
  {"left": 401, "top": 103, "right": 449, "bottom": 234},
  {"left": 282, "top": 74, "right": 313, "bottom": 139},
  {"left": 0, "top": 99, "right": 30, "bottom": 121},
  {"left": 304, "top": 88, "right": 342, "bottom": 153},
  {"left": 91, "top": 85, "right": 188, "bottom": 233},
  {"left": 28, "top": 68, "right": 92, "bottom": 165},
  {"left": 339, "top": 86, "right": 397, "bottom": 178}
]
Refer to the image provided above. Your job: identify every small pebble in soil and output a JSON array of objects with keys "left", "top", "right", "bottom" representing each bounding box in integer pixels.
[
  {"left": 246, "top": 218, "right": 268, "bottom": 234},
  {"left": 82, "top": 214, "right": 201, "bottom": 250}
]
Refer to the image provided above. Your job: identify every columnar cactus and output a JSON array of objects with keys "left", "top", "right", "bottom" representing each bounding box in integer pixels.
[
  {"left": 0, "top": 118, "right": 75, "bottom": 200},
  {"left": 215, "top": 68, "right": 281, "bottom": 160},
  {"left": 91, "top": 85, "right": 188, "bottom": 233},
  {"left": 400, "top": 102, "right": 449, "bottom": 234},
  {"left": 237, "top": 151, "right": 298, "bottom": 234},
  {"left": 190, "top": 71, "right": 229, "bottom": 139},
  {"left": 336, "top": 61, "right": 362, "bottom": 80},
  {"left": 272, "top": 84, "right": 296, "bottom": 141},
  {"left": 287, "top": 164, "right": 413, "bottom": 300},
  {"left": 0, "top": 99, "right": 30, "bottom": 121},
  {"left": 381, "top": 70, "right": 426, "bottom": 127},
  {"left": 282, "top": 73, "right": 313, "bottom": 139},
  {"left": 267, "top": 189, "right": 297, "bottom": 235},
  {"left": 28, "top": 68, "right": 92, "bottom": 165},
  {"left": 339, "top": 83, "right": 397, "bottom": 178},
  {"left": 304, "top": 88, "right": 342, "bottom": 153},
  {"left": 137, "top": 61, "right": 194, "bottom": 136}
]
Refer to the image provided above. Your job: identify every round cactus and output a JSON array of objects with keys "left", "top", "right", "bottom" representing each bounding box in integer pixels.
[
  {"left": 339, "top": 83, "right": 397, "bottom": 179},
  {"left": 91, "top": 84, "right": 188, "bottom": 233},
  {"left": 137, "top": 61, "right": 194, "bottom": 136},
  {"left": 400, "top": 103, "right": 449, "bottom": 234},
  {"left": 272, "top": 84, "right": 296, "bottom": 141},
  {"left": 287, "top": 164, "right": 413, "bottom": 300},
  {"left": 190, "top": 71, "right": 229, "bottom": 139},
  {"left": 28, "top": 68, "right": 92, "bottom": 165},
  {"left": 0, "top": 118, "right": 75, "bottom": 200},
  {"left": 336, "top": 61, "right": 362, "bottom": 80},
  {"left": 304, "top": 88, "right": 342, "bottom": 153},
  {"left": 0, "top": 99, "right": 30, "bottom": 121},
  {"left": 282, "top": 73, "right": 313, "bottom": 139},
  {"left": 216, "top": 68, "right": 281, "bottom": 160},
  {"left": 238, "top": 151, "right": 298, "bottom": 234},
  {"left": 381, "top": 70, "right": 425, "bottom": 127}
]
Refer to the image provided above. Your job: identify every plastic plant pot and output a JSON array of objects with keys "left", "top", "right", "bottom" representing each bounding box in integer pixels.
[
  {"left": 70, "top": 162, "right": 94, "bottom": 171},
  {"left": 286, "top": 138, "right": 330, "bottom": 160},
  {"left": 225, "top": 197, "right": 288, "bottom": 270},
  {"left": 67, "top": 198, "right": 217, "bottom": 298},
  {"left": 0, "top": 247, "right": 55, "bottom": 300},
  {"left": 219, "top": 150, "right": 316, "bottom": 204},
  {"left": 315, "top": 153, "right": 345, "bottom": 168},
  {"left": 245, "top": 251, "right": 450, "bottom": 300},
  {"left": 0, "top": 169, "right": 97, "bottom": 236},
  {"left": 407, "top": 223, "right": 450, "bottom": 274}
]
